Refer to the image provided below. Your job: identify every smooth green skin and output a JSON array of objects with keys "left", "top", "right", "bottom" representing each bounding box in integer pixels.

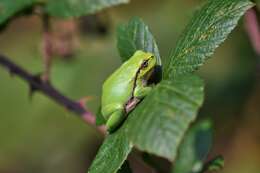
[{"left": 101, "top": 50, "right": 156, "bottom": 132}]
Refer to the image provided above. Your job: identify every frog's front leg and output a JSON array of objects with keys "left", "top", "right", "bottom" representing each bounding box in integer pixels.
[
  {"left": 106, "top": 109, "right": 125, "bottom": 132},
  {"left": 134, "top": 85, "right": 153, "bottom": 99},
  {"left": 124, "top": 86, "right": 152, "bottom": 113}
]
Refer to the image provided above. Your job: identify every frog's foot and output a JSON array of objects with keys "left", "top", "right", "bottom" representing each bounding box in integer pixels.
[
  {"left": 125, "top": 97, "right": 140, "bottom": 113},
  {"left": 106, "top": 109, "right": 125, "bottom": 133}
]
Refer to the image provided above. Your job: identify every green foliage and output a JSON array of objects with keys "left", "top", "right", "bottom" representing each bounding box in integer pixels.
[
  {"left": 164, "top": 0, "right": 254, "bottom": 79},
  {"left": 0, "top": 0, "right": 129, "bottom": 26},
  {"left": 117, "top": 17, "right": 161, "bottom": 64},
  {"left": 89, "top": 0, "right": 253, "bottom": 172},
  {"left": 0, "top": 0, "right": 34, "bottom": 25},
  {"left": 89, "top": 76, "right": 204, "bottom": 173},
  {"left": 88, "top": 130, "right": 132, "bottom": 173},
  {"left": 45, "top": 0, "right": 129, "bottom": 18},
  {"left": 125, "top": 76, "right": 204, "bottom": 161},
  {"left": 172, "top": 120, "right": 213, "bottom": 173}
]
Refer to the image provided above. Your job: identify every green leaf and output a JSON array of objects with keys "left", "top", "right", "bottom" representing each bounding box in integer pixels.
[
  {"left": 125, "top": 75, "right": 204, "bottom": 161},
  {"left": 117, "top": 17, "right": 161, "bottom": 64},
  {"left": 45, "top": 0, "right": 129, "bottom": 18},
  {"left": 200, "top": 155, "right": 224, "bottom": 173},
  {"left": 89, "top": 75, "right": 203, "bottom": 172},
  {"left": 88, "top": 130, "right": 132, "bottom": 173},
  {"left": 164, "top": 0, "right": 254, "bottom": 79},
  {"left": 172, "top": 120, "right": 213, "bottom": 173},
  {"left": 0, "top": 0, "right": 34, "bottom": 26},
  {"left": 0, "top": 0, "right": 129, "bottom": 28}
]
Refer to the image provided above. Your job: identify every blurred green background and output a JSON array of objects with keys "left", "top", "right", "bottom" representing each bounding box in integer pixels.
[{"left": 0, "top": 0, "right": 259, "bottom": 173}]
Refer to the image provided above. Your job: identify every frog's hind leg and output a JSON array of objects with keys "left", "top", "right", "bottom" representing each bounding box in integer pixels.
[{"left": 106, "top": 109, "right": 125, "bottom": 133}]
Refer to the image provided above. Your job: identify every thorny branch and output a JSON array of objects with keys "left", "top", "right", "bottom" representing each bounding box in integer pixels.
[
  {"left": 0, "top": 54, "right": 106, "bottom": 134},
  {"left": 0, "top": 42, "right": 207, "bottom": 173},
  {"left": 0, "top": 55, "right": 158, "bottom": 173}
]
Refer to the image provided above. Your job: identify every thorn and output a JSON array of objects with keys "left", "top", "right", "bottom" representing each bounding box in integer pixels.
[
  {"left": 28, "top": 86, "right": 37, "bottom": 100},
  {"left": 78, "top": 96, "right": 94, "bottom": 108},
  {"left": 8, "top": 68, "right": 17, "bottom": 78},
  {"left": 28, "top": 74, "right": 42, "bottom": 99}
]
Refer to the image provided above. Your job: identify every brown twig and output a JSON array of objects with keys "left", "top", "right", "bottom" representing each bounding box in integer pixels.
[{"left": 0, "top": 54, "right": 106, "bottom": 134}]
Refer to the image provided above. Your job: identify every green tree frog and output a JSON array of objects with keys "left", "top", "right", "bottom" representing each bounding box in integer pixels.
[{"left": 101, "top": 50, "right": 157, "bottom": 132}]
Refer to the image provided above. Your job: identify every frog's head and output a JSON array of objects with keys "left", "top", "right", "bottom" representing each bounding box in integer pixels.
[{"left": 134, "top": 50, "right": 156, "bottom": 79}]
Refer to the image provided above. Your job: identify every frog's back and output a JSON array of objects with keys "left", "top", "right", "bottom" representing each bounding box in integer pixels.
[
  {"left": 102, "top": 63, "right": 136, "bottom": 109},
  {"left": 101, "top": 50, "right": 151, "bottom": 116}
]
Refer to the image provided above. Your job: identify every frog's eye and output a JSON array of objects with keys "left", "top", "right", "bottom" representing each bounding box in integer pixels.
[{"left": 141, "top": 60, "right": 149, "bottom": 68}]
